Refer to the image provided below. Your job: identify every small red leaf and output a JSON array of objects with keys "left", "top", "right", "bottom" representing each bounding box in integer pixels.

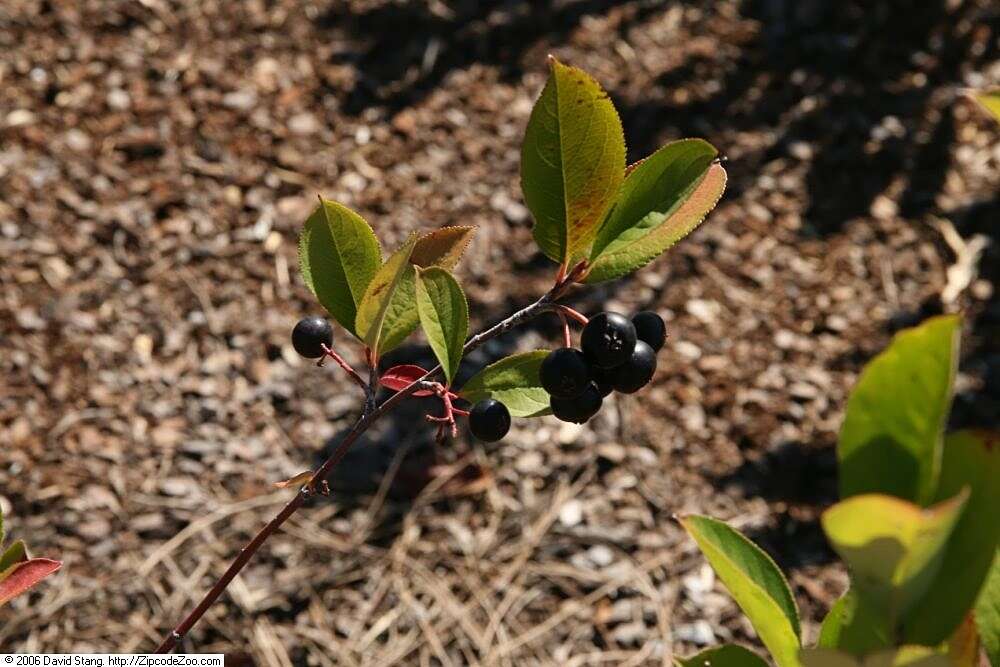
[
  {"left": 380, "top": 365, "right": 434, "bottom": 395},
  {"left": 0, "top": 558, "right": 61, "bottom": 605}
]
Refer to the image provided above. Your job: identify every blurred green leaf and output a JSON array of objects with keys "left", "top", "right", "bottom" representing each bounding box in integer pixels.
[
  {"left": 0, "top": 558, "right": 61, "bottom": 606},
  {"left": 674, "top": 645, "right": 770, "bottom": 667},
  {"left": 586, "top": 139, "right": 726, "bottom": 282},
  {"left": 680, "top": 515, "right": 801, "bottom": 667},
  {"left": 521, "top": 57, "right": 625, "bottom": 266},
  {"left": 800, "top": 647, "right": 949, "bottom": 667},
  {"left": 838, "top": 315, "right": 960, "bottom": 504},
  {"left": 0, "top": 540, "right": 27, "bottom": 573},
  {"left": 903, "top": 430, "right": 1000, "bottom": 644},
  {"left": 355, "top": 233, "right": 418, "bottom": 357},
  {"left": 822, "top": 491, "right": 968, "bottom": 625},
  {"left": 378, "top": 226, "right": 475, "bottom": 355},
  {"left": 458, "top": 351, "right": 552, "bottom": 417},
  {"left": 298, "top": 198, "right": 382, "bottom": 336},
  {"left": 818, "top": 588, "right": 892, "bottom": 655},
  {"left": 975, "top": 552, "right": 1000, "bottom": 667},
  {"left": 415, "top": 267, "right": 468, "bottom": 385}
]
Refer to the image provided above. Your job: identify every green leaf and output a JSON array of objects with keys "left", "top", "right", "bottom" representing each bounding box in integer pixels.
[
  {"left": 818, "top": 588, "right": 892, "bottom": 655},
  {"left": 902, "top": 430, "right": 1000, "bottom": 644},
  {"left": 0, "top": 540, "right": 27, "bottom": 573},
  {"left": 800, "top": 647, "right": 950, "bottom": 667},
  {"left": 968, "top": 89, "right": 1000, "bottom": 123},
  {"left": 355, "top": 233, "right": 418, "bottom": 357},
  {"left": 0, "top": 558, "right": 61, "bottom": 606},
  {"left": 0, "top": 504, "right": 4, "bottom": 547},
  {"left": 415, "top": 268, "right": 468, "bottom": 385},
  {"left": 674, "top": 645, "right": 770, "bottom": 667},
  {"left": 378, "top": 226, "right": 476, "bottom": 355},
  {"left": 409, "top": 226, "right": 476, "bottom": 269},
  {"left": 680, "top": 515, "right": 801, "bottom": 667},
  {"left": 838, "top": 315, "right": 961, "bottom": 504},
  {"left": 800, "top": 649, "right": 859, "bottom": 667},
  {"left": 821, "top": 491, "right": 968, "bottom": 626},
  {"left": 975, "top": 552, "right": 1000, "bottom": 667},
  {"left": 458, "top": 351, "right": 552, "bottom": 418},
  {"left": 521, "top": 56, "right": 625, "bottom": 265},
  {"left": 298, "top": 198, "right": 382, "bottom": 336},
  {"left": 586, "top": 156, "right": 727, "bottom": 283}
]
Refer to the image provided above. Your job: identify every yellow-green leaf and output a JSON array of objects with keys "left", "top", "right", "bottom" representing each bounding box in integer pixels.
[
  {"left": 680, "top": 515, "right": 801, "bottom": 667},
  {"left": 521, "top": 57, "right": 625, "bottom": 265},
  {"left": 674, "top": 645, "right": 770, "bottom": 667},
  {"left": 902, "top": 430, "right": 1000, "bottom": 644},
  {"left": 586, "top": 158, "right": 727, "bottom": 283},
  {"left": 415, "top": 267, "right": 468, "bottom": 385},
  {"left": 410, "top": 226, "right": 476, "bottom": 268},
  {"left": 968, "top": 89, "right": 1000, "bottom": 123},
  {"left": 379, "top": 226, "right": 476, "bottom": 355},
  {"left": 586, "top": 162, "right": 726, "bottom": 283},
  {"left": 975, "top": 552, "right": 1000, "bottom": 667},
  {"left": 838, "top": 315, "right": 960, "bottom": 504},
  {"left": 355, "top": 233, "right": 418, "bottom": 357},
  {"left": 458, "top": 351, "right": 552, "bottom": 417},
  {"left": 821, "top": 491, "right": 968, "bottom": 625},
  {"left": 298, "top": 198, "right": 382, "bottom": 336}
]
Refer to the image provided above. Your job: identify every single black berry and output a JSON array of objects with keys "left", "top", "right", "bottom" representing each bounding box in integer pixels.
[
  {"left": 610, "top": 340, "right": 657, "bottom": 394},
  {"left": 540, "top": 347, "right": 592, "bottom": 398},
  {"left": 581, "top": 312, "right": 637, "bottom": 369},
  {"left": 469, "top": 398, "right": 511, "bottom": 442},
  {"left": 292, "top": 316, "right": 333, "bottom": 358},
  {"left": 590, "top": 364, "right": 615, "bottom": 397},
  {"left": 632, "top": 311, "right": 666, "bottom": 352},
  {"left": 550, "top": 382, "right": 603, "bottom": 424}
]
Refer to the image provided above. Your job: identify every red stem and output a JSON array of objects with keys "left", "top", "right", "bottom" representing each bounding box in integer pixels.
[
  {"left": 558, "top": 312, "right": 572, "bottom": 348},
  {"left": 554, "top": 304, "right": 589, "bottom": 325},
  {"left": 321, "top": 344, "right": 370, "bottom": 395}
]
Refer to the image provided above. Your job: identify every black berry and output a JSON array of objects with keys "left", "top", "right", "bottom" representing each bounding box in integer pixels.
[
  {"left": 610, "top": 340, "right": 657, "bottom": 394},
  {"left": 540, "top": 348, "right": 592, "bottom": 398},
  {"left": 581, "top": 312, "right": 637, "bottom": 369},
  {"left": 469, "top": 398, "right": 511, "bottom": 442},
  {"left": 632, "top": 311, "right": 666, "bottom": 352},
  {"left": 292, "top": 316, "right": 333, "bottom": 358},
  {"left": 590, "top": 364, "right": 616, "bottom": 397},
  {"left": 550, "top": 382, "right": 603, "bottom": 424}
]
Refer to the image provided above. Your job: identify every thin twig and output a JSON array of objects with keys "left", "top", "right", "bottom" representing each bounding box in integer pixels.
[
  {"left": 558, "top": 312, "right": 572, "bottom": 348},
  {"left": 320, "top": 344, "right": 371, "bottom": 400},
  {"left": 553, "top": 304, "right": 589, "bottom": 325},
  {"left": 153, "top": 279, "right": 577, "bottom": 652}
]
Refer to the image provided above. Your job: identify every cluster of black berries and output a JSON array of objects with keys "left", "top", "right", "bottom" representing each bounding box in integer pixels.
[
  {"left": 540, "top": 311, "right": 666, "bottom": 423},
  {"left": 292, "top": 315, "right": 513, "bottom": 443}
]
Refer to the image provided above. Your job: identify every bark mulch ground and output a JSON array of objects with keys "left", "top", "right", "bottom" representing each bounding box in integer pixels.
[{"left": 1, "top": 0, "right": 997, "bottom": 663}]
